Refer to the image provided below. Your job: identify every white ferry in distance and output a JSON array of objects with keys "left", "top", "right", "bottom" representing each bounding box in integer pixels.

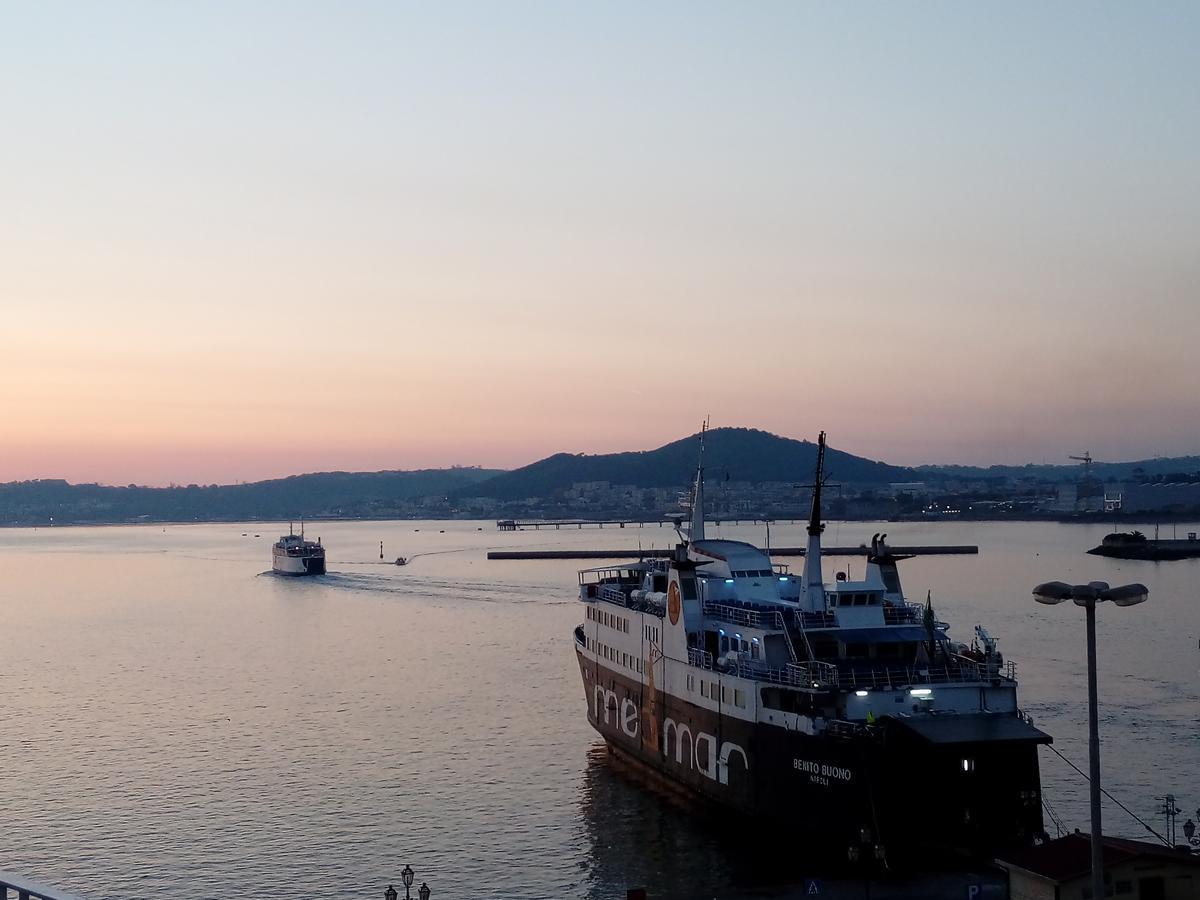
[
  {"left": 272, "top": 524, "right": 326, "bottom": 576},
  {"left": 573, "top": 427, "right": 1052, "bottom": 864}
]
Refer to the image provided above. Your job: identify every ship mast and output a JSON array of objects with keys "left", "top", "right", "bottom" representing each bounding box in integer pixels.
[
  {"left": 801, "top": 431, "right": 827, "bottom": 609},
  {"left": 688, "top": 420, "right": 708, "bottom": 544}
]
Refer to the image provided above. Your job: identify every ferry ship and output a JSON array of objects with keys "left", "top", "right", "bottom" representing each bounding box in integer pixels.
[
  {"left": 272, "top": 524, "right": 326, "bottom": 576},
  {"left": 573, "top": 430, "right": 1051, "bottom": 863}
]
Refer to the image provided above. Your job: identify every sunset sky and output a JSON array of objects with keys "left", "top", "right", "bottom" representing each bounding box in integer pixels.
[{"left": 4, "top": 3, "right": 1198, "bottom": 485}]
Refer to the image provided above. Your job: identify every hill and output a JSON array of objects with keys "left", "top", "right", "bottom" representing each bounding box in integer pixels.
[
  {"left": 456, "top": 428, "right": 911, "bottom": 501},
  {"left": 0, "top": 468, "right": 500, "bottom": 526}
]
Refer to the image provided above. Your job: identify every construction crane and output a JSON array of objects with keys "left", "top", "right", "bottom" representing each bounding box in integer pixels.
[{"left": 1068, "top": 451, "right": 1094, "bottom": 480}]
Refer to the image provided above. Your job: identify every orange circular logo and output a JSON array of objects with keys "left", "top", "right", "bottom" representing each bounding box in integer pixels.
[{"left": 667, "top": 581, "right": 681, "bottom": 626}]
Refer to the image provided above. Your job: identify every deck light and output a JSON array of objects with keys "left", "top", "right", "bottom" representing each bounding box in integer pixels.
[
  {"left": 855, "top": 690, "right": 869, "bottom": 697},
  {"left": 909, "top": 688, "right": 932, "bottom": 697},
  {"left": 725, "top": 578, "right": 735, "bottom": 584}
]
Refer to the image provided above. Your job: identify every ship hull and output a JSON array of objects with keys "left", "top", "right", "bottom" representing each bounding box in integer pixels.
[
  {"left": 272, "top": 553, "right": 326, "bottom": 576},
  {"left": 577, "top": 646, "right": 1046, "bottom": 861}
]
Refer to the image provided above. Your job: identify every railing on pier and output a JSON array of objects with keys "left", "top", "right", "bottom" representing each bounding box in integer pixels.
[{"left": 0, "top": 872, "right": 87, "bottom": 900}]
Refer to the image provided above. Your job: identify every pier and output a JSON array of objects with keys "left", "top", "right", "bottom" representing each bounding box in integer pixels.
[
  {"left": 487, "top": 544, "right": 978, "bottom": 560},
  {"left": 497, "top": 518, "right": 776, "bottom": 531}
]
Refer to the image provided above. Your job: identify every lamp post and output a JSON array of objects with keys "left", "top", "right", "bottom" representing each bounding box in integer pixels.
[
  {"left": 401, "top": 865, "right": 415, "bottom": 900},
  {"left": 1032, "top": 580, "right": 1148, "bottom": 900},
  {"left": 385, "top": 887, "right": 397, "bottom": 900},
  {"left": 418, "top": 883, "right": 431, "bottom": 900}
]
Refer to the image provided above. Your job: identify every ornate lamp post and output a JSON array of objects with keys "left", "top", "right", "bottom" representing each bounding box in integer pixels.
[
  {"left": 401, "top": 865, "right": 415, "bottom": 900},
  {"left": 418, "top": 883, "right": 431, "bottom": 900},
  {"left": 1032, "top": 580, "right": 1148, "bottom": 900},
  {"left": 385, "top": 887, "right": 397, "bottom": 900}
]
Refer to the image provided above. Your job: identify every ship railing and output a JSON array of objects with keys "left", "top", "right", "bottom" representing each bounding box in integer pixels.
[
  {"left": 586, "top": 584, "right": 666, "bottom": 618},
  {"left": 796, "top": 609, "right": 836, "bottom": 629},
  {"left": 701, "top": 601, "right": 785, "bottom": 629},
  {"left": 574, "top": 625, "right": 586, "bottom": 646},
  {"left": 599, "top": 585, "right": 629, "bottom": 605},
  {"left": 882, "top": 603, "right": 923, "bottom": 625},
  {"left": 688, "top": 648, "right": 714, "bottom": 670},
  {"left": 823, "top": 719, "right": 872, "bottom": 739},
  {"left": 729, "top": 660, "right": 839, "bottom": 689},
  {"left": 839, "top": 656, "right": 1017, "bottom": 690}
]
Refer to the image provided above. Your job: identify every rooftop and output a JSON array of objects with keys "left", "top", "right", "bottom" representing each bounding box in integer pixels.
[{"left": 996, "top": 833, "right": 1200, "bottom": 882}]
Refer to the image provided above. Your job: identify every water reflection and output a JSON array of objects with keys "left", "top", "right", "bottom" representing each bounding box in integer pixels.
[{"left": 577, "top": 742, "right": 877, "bottom": 899}]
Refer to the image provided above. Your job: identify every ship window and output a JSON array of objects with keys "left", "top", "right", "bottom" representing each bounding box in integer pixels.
[
  {"left": 720, "top": 635, "right": 729, "bottom": 654},
  {"left": 700, "top": 681, "right": 708, "bottom": 699},
  {"left": 853, "top": 594, "right": 867, "bottom": 606},
  {"left": 846, "top": 642, "right": 869, "bottom": 658},
  {"left": 961, "top": 758, "right": 975, "bottom": 773},
  {"left": 721, "top": 685, "right": 729, "bottom": 703},
  {"left": 680, "top": 577, "right": 697, "bottom": 601},
  {"left": 734, "top": 689, "right": 745, "bottom": 708},
  {"left": 750, "top": 640, "right": 760, "bottom": 660},
  {"left": 687, "top": 674, "right": 695, "bottom": 691}
]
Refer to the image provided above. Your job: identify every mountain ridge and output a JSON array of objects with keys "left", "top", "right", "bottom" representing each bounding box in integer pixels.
[{"left": 454, "top": 427, "right": 911, "bottom": 501}]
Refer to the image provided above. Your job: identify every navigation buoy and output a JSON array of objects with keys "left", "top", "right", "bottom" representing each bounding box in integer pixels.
[{"left": 380, "top": 541, "right": 384, "bottom": 560}]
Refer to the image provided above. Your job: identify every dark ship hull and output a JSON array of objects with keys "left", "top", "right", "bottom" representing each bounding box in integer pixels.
[{"left": 577, "top": 641, "right": 1048, "bottom": 860}]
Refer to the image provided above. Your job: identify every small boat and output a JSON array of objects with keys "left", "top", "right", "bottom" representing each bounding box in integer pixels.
[{"left": 272, "top": 523, "right": 326, "bottom": 576}]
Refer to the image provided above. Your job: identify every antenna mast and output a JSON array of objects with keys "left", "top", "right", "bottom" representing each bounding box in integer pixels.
[
  {"left": 801, "top": 431, "right": 828, "bottom": 610},
  {"left": 688, "top": 419, "right": 709, "bottom": 544}
]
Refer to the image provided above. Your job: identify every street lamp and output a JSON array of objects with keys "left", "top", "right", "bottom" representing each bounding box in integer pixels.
[
  {"left": 385, "top": 887, "right": 397, "bottom": 900},
  {"left": 418, "top": 883, "right": 431, "bottom": 900},
  {"left": 1032, "top": 580, "right": 1148, "bottom": 900},
  {"left": 401, "top": 865, "right": 415, "bottom": 900}
]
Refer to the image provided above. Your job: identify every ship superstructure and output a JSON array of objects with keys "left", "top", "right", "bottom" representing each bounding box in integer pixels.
[{"left": 573, "top": 430, "right": 1050, "bottom": 861}]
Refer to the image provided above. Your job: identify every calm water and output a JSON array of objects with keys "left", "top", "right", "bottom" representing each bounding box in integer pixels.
[{"left": 0, "top": 519, "right": 1198, "bottom": 899}]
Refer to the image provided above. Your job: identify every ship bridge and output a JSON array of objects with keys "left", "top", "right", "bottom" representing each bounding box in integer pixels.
[{"left": 690, "top": 539, "right": 799, "bottom": 606}]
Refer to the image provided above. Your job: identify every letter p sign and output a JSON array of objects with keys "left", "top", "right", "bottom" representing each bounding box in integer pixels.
[{"left": 966, "top": 885, "right": 981, "bottom": 900}]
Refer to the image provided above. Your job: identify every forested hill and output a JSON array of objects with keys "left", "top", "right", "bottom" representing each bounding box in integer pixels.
[
  {"left": 455, "top": 428, "right": 911, "bottom": 501},
  {"left": 0, "top": 468, "right": 500, "bottom": 525}
]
